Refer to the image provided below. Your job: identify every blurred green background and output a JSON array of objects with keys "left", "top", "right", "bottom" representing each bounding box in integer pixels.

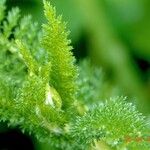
[{"left": 1, "top": 0, "right": 150, "bottom": 149}]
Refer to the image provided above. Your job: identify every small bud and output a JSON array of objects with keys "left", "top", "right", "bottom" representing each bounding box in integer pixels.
[{"left": 45, "top": 83, "right": 62, "bottom": 109}]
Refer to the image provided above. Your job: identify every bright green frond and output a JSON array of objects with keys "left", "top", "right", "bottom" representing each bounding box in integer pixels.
[
  {"left": 16, "top": 40, "right": 39, "bottom": 74},
  {"left": 72, "top": 97, "right": 149, "bottom": 149},
  {"left": 42, "top": 1, "right": 78, "bottom": 110}
]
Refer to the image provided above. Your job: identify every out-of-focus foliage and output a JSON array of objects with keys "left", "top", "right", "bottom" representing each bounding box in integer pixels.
[{"left": 77, "top": 60, "right": 121, "bottom": 107}]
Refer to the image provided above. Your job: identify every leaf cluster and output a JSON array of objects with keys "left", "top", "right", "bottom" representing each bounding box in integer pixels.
[{"left": 0, "top": 1, "right": 149, "bottom": 150}]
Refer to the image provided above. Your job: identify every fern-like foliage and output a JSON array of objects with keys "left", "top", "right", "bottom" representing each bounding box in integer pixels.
[
  {"left": 72, "top": 97, "right": 149, "bottom": 149},
  {"left": 0, "top": 0, "right": 70, "bottom": 142},
  {"left": 0, "top": 1, "right": 149, "bottom": 150},
  {"left": 77, "top": 60, "right": 103, "bottom": 106},
  {"left": 42, "top": 1, "right": 78, "bottom": 110}
]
